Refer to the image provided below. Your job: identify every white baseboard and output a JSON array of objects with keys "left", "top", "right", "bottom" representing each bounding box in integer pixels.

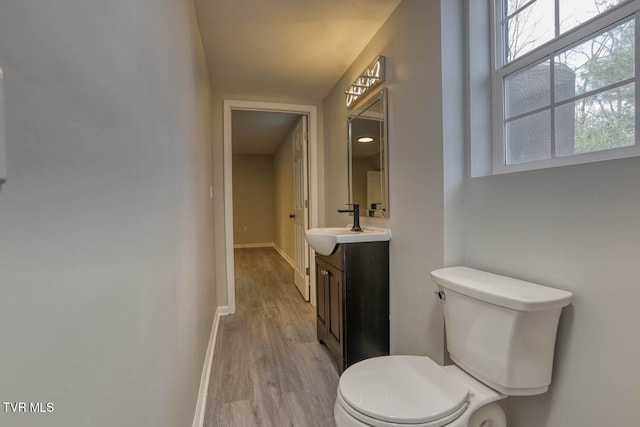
[
  {"left": 273, "top": 244, "right": 295, "bottom": 269},
  {"left": 192, "top": 306, "right": 225, "bottom": 427}
]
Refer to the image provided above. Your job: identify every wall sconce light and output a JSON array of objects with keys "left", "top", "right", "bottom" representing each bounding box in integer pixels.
[{"left": 345, "top": 56, "right": 385, "bottom": 109}]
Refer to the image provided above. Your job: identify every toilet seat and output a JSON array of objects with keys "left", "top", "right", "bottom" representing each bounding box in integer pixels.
[{"left": 337, "top": 356, "right": 470, "bottom": 427}]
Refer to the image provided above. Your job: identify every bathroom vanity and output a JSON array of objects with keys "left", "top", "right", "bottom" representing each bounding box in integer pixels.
[
  {"left": 315, "top": 241, "right": 389, "bottom": 373},
  {"left": 309, "top": 86, "right": 391, "bottom": 373}
]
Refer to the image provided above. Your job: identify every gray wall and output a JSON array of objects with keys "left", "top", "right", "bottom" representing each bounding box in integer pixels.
[
  {"left": 0, "top": 0, "right": 216, "bottom": 426},
  {"left": 323, "top": 0, "right": 446, "bottom": 362}
]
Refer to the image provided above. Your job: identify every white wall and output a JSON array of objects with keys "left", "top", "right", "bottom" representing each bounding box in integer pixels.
[
  {"left": 465, "top": 159, "right": 640, "bottom": 426},
  {"left": 323, "top": 0, "right": 446, "bottom": 362},
  {"left": 454, "top": 1, "right": 640, "bottom": 424},
  {"left": 232, "top": 155, "right": 275, "bottom": 245},
  {"left": 0, "top": 1, "right": 216, "bottom": 426},
  {"left": 441, "top": 0, "right": 466, "bottom": 269}
]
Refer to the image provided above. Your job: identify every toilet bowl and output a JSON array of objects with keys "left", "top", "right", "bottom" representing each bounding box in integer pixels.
[
  {"left": 333, "top": 266, "right": 572, "bottom": 427},
  {"left": 334, "top": 356, "right": 506, "bottom": 427}
]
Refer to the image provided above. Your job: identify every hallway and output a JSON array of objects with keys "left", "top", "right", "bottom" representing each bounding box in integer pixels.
[{"left": 204, "top": 248, "right": 338, "bottom": 426}]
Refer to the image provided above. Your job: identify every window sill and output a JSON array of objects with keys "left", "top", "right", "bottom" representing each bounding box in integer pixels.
[{"left": 492, "top": 144, "right": 640, "bottom": 175}]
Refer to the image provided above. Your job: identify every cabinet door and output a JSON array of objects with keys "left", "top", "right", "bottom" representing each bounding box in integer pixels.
[
  {"left": 315, "top": 259, "right": 329, "bottom": 342},
  {"left": 326, "top": 263, "right": 343, "bottom": 362}
]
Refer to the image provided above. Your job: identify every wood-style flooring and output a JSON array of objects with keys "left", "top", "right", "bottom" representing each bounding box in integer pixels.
[{"left": 204, "top": 247, "right": 339, "bottom": 426}]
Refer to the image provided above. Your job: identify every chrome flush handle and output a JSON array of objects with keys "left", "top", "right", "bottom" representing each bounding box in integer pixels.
[{"left": 434, "top": 290, "right": 446, "bottom": 301}]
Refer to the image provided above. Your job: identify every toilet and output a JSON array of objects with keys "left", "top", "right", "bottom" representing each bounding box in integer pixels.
[{"left": 334, "top": 266, "right": 572, "bottom": 427}]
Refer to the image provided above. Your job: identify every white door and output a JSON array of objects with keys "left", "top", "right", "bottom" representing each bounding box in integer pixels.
[{"left": 293, "top": 116, "right": 310, "bottom": 300}]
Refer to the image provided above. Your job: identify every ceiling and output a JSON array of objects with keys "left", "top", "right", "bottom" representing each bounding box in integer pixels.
[
  {"left": 194, "top": 0, "right": 401, "bottom": 101},
  {"left": 194, "top": 0, "right": 400, "bottom": 154},
  {"left": 232, "top": 110, "right": 301, "bottom": 155}
]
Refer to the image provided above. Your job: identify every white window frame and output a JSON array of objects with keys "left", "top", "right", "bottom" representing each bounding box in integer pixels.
[{"left": 492, "top": 0, "right": 640, "bottom": 174}]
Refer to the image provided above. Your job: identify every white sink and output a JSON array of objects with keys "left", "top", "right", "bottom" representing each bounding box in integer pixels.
[{"left": 305, "top": 226, "right": 391, "bottom": 256}]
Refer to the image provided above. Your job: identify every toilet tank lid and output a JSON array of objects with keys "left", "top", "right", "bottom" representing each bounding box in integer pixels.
[{"left": 431, "top": 267, "right": 572, "bottom": 312}]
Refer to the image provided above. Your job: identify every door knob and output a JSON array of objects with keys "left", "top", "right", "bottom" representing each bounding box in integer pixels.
[{"left": 289, "top": 213, "right": 296, "bottom": 219}]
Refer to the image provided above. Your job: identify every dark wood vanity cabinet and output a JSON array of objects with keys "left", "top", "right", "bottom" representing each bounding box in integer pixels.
[{"left": 315, "top": 241, "right": 389, "bottom": 373}]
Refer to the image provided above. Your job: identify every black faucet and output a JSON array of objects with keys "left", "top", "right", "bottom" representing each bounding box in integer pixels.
[{"left": 337, "top": 203, "right": 362, "bottom": 232}]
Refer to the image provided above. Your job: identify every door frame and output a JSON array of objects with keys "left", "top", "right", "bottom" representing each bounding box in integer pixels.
[{"left": 223, "top": 100, "right": 319, "bottom": 314}]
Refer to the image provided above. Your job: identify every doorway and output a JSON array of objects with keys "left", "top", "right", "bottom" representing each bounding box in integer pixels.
[{"left": 223, "top": 100, "right": 319, "bottom": 314}]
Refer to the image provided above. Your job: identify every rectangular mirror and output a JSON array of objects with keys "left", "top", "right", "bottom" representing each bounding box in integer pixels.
[{"left": 348, "top": 89, "right": 388, "bottom": 218}]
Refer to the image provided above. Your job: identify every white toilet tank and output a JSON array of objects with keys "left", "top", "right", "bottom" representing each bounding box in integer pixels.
[{"left": 431, "top": 267, "right": 572, "bottom": 397}]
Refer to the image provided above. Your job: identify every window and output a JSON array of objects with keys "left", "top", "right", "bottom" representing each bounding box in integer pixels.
[{"left": 493, "top": 0, "right": 640, "bottom": 173}]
